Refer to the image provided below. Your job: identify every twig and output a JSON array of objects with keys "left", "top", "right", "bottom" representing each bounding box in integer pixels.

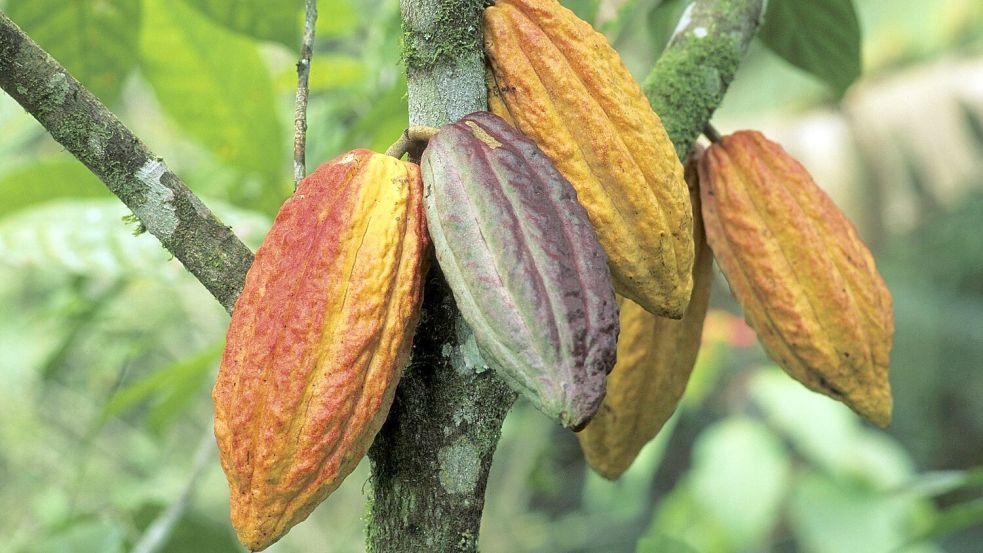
[
  {"left": 130, "top": 425, "right": 216, "bottom": 553},
  {"left": 0, "top": 13, "right": 253, "bottom": 313},
  {"left": 384, "top": 126, "right": 440, "bottom": 161},
  {"left": 703, "top": 123, "right": 723, "bottom": 143},
  {"left": 293, "top": 0, "right": 318, "bottom": 187}
]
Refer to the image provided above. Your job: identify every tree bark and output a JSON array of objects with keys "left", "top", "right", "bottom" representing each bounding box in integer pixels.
[{"left": 365, "top": 3, "right": 517, "bottom": 552}]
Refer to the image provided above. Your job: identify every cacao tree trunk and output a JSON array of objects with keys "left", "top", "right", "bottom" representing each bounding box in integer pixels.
[{"left": 365, "top": 2, "right": 517, "bottom": 552}]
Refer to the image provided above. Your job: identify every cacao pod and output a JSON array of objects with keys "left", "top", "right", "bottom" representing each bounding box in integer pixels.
[
  {"left": 699, "top": 131, "right": 894, "bottom": 427},
  {"left": 421, "top": 111, "right": 618, "bottom": 430},
  {"left": 578, "top": 159, "right": 713, "bottom": 479},
  {"left": 212, "top": 150, "right": 428, "bottom": 550},
  {"left": 484, "top": 0, "right": 694, "bottom": 319}
]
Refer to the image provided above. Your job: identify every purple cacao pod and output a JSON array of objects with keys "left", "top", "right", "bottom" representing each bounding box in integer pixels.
[{"left": 421, "top": 111, "right": 619, "bottom": 430}]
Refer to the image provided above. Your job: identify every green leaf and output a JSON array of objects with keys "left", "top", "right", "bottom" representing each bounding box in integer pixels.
[
  {"left": 340, "top": 75, "right": 409, "bottom": 154},
  {"left": 133, "top": 504, "right": 244, "bottom": 553},
  {"left": 688, "top": 417, "right": 791, "bottom": 550},
  {"left": 759, "top": 0, "right": 862, "bottom": 94},
  {"left": 315, "top": 0, "right": 358, "bottom": 37},
  {"left": 22, "top": 518, "right": 125, "bottom": 553},
  {"left": 560, "top": 0, "right": 600, "bottom": 23},
  {"left": 183, "top": 0, "right": 302, "bottom": 47},
  {"left": 642, "top": 416, "right": 791, "bottom": 553},
  {"left": 749, "top": 368, "right": 915, "bottom": 487},
  {"left": 910, "top": 499, "right": 983, "bottom": 544},
  {"left": 790, "top": 472, "right": 937, "bottom": 553},
  {"left": 636, "top": 534, "right": 699, "bottom": 553},
  {"left": 101, "top": 344, "right": 222, "bottom": 431},
  {"left": 0, "top": 199, "right": 270, "bottom": 278},
  {"left": 40, "top": 278, "right": 127, "bottom": 382},
  {"left": 5, "top": 0, "right": 141, "bottom": 104},
  {"left": 0, "top": 159, "right": 111, "bottom": 218},
  {"left": 139, "top": 0, "right": 285, "bottom": 181},
  {"left": 276, "top": 55, "right": 366, "bottom": 92}
]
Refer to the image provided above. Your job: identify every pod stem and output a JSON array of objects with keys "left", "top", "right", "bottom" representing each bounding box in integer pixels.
[
  {"left": 385, "top": 126, "right": 441, "bottom": 161},
  {"left": 703, "top": 123, "right": 723, "bottom": 143}
]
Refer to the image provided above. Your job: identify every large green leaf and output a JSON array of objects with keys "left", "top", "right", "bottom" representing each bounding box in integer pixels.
[
  {"left": 340, "top": 75, "right": 409, "bottom": 154},
  {"left": 5, "top": 0, "right": 141, "bottom": 104},
  {"left": 0, "top": 159, "right": 111, "bottom": 218},
  {"left": 139, "top": 0, "right": 284, "bottom": 182},
  {"left": 790, "top": 472, "right": 940, "bottom": 553},
  {"left": 749, "top": 368, "right": 916, "bottom": 486},
  {"left": 182, "top": 0, "right": 302, "bottom": 47},
  {"left": 641, "top": 416, "right": 791, "bottom": 553},
  {"left": 688, "top": 417, "right": 791, "bottom": 550},
  {"left": 275, "top": 55, "right": 367, "bottom": 92},
  {"left": 759, "top": 0, "right": 862, "bottom": 94},
  {"left": 0, "top": 199, "right": 269, "bottom": 279}
]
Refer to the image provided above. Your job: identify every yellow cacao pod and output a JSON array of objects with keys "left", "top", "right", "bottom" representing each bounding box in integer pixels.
[
  {"left": 699, "top": 131, "right": 894, "bottom": 427},
  {"left": 577, "top": 162, "right": 713, "bottom": 479},
  {"left": 484, "top": 0, "right": 694, "bottom": 319},
  {"left": 212, "top": 150, "right": 428, "bottom": 550}
]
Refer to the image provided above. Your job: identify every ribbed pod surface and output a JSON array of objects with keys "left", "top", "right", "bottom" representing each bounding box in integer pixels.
[
  {"left": 212, "top": 150, "right": 428, "bottom": 550},
  {"left": 421, "top": 112, "right": 618, "bottom": 430},
  {"left": 578, "top": 164, "right": 713, "bottom": 479},
  {"left": 484, "top": 0, "right": 694, "bottom": 319},
  {"left": 699, "top": 131, "right": 894, "bottom": 426}
]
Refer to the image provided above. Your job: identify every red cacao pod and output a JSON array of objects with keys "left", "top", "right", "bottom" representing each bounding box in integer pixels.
[
  {"left": 212, "top": 150, "right": 428, "bottom": 550},
  {"left": 421, "top": 111, "right": 618, "bottom": 430}
]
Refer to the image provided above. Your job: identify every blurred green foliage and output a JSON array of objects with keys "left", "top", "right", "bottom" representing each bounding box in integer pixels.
[{"left": 0, "top": 0, "right": 981, "bottom": 552}]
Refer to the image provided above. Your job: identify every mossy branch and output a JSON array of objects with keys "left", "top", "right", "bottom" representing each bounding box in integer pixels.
[
  {"left": 644, "top": 0, "right": 765, "bottom": 159},
  {"left": 0, "top": 12, "right": 253, "bottom": 313}
]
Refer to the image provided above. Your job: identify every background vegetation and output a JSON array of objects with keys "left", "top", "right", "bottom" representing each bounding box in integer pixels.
[{"left": 0, "top": 0, "right": 981, "bottom": 551}]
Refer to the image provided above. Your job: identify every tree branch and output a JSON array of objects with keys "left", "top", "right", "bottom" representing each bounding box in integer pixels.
[
  {"left": 293, "top": 0, "right": 318, "bottom": 186},
  {"left": 365, "top": 2, "right": 516, "bottom": 553},
  {"left": 0, "top": 13, "right": 254, "bottom": 313},
  {"left": 643, "top": 0, "right": 765, "bottom": 158}
]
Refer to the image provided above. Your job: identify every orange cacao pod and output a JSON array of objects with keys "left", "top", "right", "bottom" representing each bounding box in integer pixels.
[
  {"left": 212, "top": 150, "right": 428, "bottom": 550},
  {"left": 483, "top": 0, "right": 694, "bottom": 319},
  {"left": 699, "top": 131, "right": 894, "bottom": 427},
  {"left": 577, "top": 162, "right": 713, "bottom": 479}
]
